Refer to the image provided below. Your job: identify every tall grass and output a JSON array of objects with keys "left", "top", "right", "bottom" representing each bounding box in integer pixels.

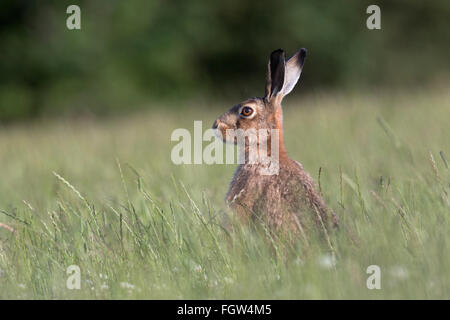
[{"left": 0, "top": 88, "right": 449, "bottom": 299}]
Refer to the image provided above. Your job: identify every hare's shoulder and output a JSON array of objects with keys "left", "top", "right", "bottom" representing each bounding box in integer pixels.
[
  {"left": 278, "top": 160, "right": 308, "bottom": 195},
  {"left": 279, "top": 159, "right": 328, "bottom": 209},
  {"left": 279, "top": 159, "right": 313, "bottom": 184},
  {"left": 284, "top": 159, "right": 339, "bottom": 227}
]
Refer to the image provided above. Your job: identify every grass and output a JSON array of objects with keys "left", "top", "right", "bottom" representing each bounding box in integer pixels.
[{"left": 0, "top": 87, "right": 449, "bottom": 299}]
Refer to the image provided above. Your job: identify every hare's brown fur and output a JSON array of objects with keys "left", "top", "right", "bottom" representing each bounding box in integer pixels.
[{"left": 213, "top": 48, "right": 338, "bottom": 235}]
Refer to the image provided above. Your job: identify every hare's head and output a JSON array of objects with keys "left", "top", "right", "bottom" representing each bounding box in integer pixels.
[{"left": 212, "top": 48, "right": 307, "bottom": 152}]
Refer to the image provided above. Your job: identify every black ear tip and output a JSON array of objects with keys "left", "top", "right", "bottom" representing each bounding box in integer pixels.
[
  {"left": 299, "top": 48, "right": 307, "bottom": 65},
  {"left": 271, "top": 48, "right": 285, "bottom": 59}
]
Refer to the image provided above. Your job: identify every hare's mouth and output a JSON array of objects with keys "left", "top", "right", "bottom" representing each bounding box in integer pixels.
[
  {"left": 212, "top": 121, "right": 235, "bottom": 144},
  {"left": 213, "top": 126, "right": 229, "bottom": 143}
]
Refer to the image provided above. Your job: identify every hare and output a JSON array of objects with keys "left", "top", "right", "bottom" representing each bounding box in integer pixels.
[{"left": 212, "top": 48, "right": 339, "bottom": 236}]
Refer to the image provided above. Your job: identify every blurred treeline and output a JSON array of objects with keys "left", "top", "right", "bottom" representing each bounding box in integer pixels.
[{"left": 1, "top": 0, "right": 449, "bottom": 121}]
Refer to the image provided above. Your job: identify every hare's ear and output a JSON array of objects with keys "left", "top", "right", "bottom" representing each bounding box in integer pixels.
[
  {"left": 280, "top": 48, "right": 307, "bottom": 97},
  {"left": 265, "top": 49, "right": 286, "bottom": 100}
]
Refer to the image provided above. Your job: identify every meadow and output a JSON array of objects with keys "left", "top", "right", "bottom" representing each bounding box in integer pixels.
[{"left": 0, "top": 87, "right": 449, "bottom": 299}]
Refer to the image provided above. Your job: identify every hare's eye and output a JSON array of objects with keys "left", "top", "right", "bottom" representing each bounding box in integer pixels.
[{"left": 240, "top": 106, "right": 254, "bottom": 118}]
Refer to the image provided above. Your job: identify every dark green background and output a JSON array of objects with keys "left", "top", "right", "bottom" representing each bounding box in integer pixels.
[{"left": 1, "top": 0, "right": 449, "bottom": 121}]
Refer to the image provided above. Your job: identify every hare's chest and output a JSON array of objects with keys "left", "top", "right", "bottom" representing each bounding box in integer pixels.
[
  {"left": 226, "top": 164, "right": 304, "bottom": 217},
  {"left": 226, "top": 165, "right": 272, "bottom": 205}
]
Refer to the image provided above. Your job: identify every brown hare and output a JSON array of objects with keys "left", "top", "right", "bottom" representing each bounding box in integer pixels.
[{"left": 212, "top": 48, "right": 339, "bottom": 236}]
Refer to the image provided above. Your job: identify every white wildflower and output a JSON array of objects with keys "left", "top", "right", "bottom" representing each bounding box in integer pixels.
[
  {"left": 294, "top": 257, "right": 304, "bottom": 266},
  {"left": 317, "top": 254, "right": 337, "bottom": 269},
  {"left": 120, "top": 282, "right": 135, "bottom": 290},
  {"left": 100, "top": 283, "right": 109, "bottom": 290},
  {"left": 223, "top": 277, "right": 234, "bottom": 285},
  {"left": 389, "top": 266, "right": 409, "bottom": 280}
]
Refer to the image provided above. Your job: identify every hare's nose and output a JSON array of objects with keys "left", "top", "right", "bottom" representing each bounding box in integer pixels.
[{"left": 212, "top": 120, "right": 219, "bottom": 129}]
